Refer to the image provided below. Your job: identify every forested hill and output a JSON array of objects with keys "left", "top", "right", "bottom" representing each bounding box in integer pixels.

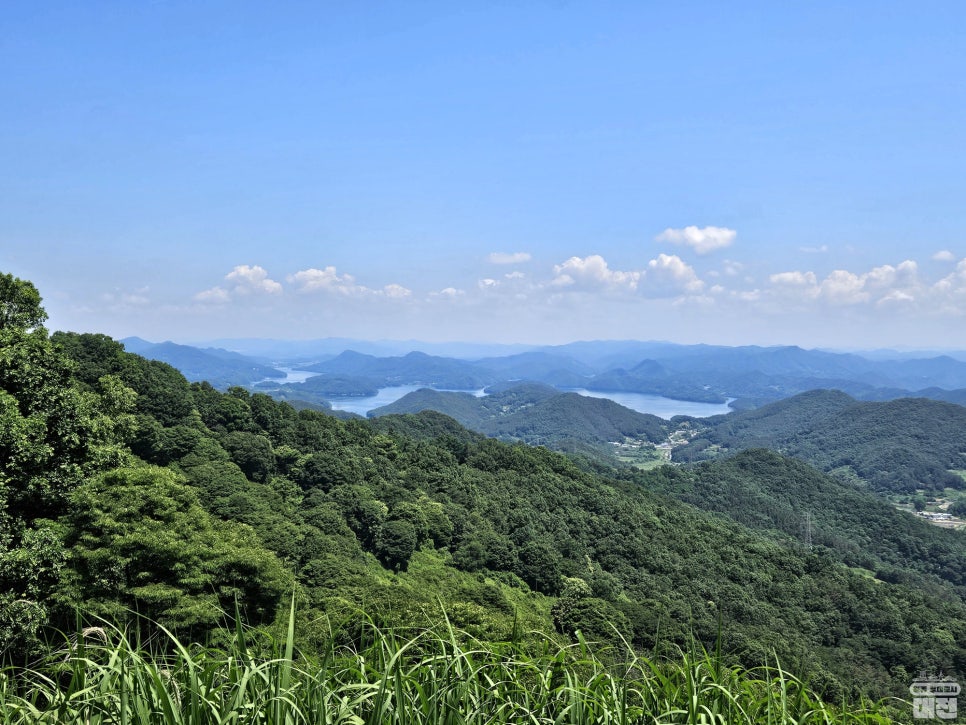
[
  {"left": 1, "top": 271, "right": 965, "bottom": 705},
  {"left": 645, "top": 449, "right": 966, "bottom": 594},
  {"left": 674, "top": 389, "right": 966, "bottom": 493},
  {"left": 370, "top": 383, "right": 669, "bottom": 448}
]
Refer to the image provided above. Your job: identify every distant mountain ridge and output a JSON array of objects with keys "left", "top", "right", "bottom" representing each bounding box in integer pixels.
[
  {"left": 120, "top": 337, "right": 283, "bottom": 388},
  {"left": 124, "top": 337, "right": 966, "bottom": 411}
]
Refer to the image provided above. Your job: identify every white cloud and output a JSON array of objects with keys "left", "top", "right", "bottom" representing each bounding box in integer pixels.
[
  {"left": 721, "top": 260, "right": 744, "bottom": 277},
  {"left": 819, "top": 270, "right": 868, "bottom": 305},
  {"left": 865, "top": 260, "right": 918, "bottom": 290},
  {"left": 194, "top": 287, "right": 231, "bottom": 304},
  {"left": 545, "top": 253, "right": 707, "bottom": 299},
  {"left": 225, "top": 265, "right": 282, "bottom": 295},
  {"left": 733, "top": 289, "right": 762, "bottom": 302},
  {"left": 505, "top": 271, "right": 526, "bottom": 280},
  {"left": 655, "top": 226, "right": 736, "bottom": 255},
  {"left": 288, "top": 266, "right": 411, "bottom": 299},
  {"left": 382, "top": 283, "right": 411, "bottom": 299},
  {"left": 769, "top": 271, "right": 818, "bottom": 288},
  {"left": 288, "top": 266, "right": 366, "bottom": 295},
  {"left": 488, "top": 252, "right": 531, "bottom": 265},
  {"left": 878, "top": 289, "right": 915, "bottom": 306},
  {"left": 768, "top": 261, "right": 921, "bottom": 306},
  {"left": 432, "top": 287, "right": 464, "bottom": 298},
  {"left": 933, "top": 259, "right": 966, "bottom": 296},
  {"left": 478, "top": 278, "right": 500, "bottom": 290},
  {"left": 799, "top": 245, "right": 829, "bottom": 254},
  {"left": 642, "top": 254, "right": 704, "bottom": 297},
  {"left": 552, "top": 255, "right": 641, "bottom": 290},
  {"left": 193, "top": 265, "right": 281, "bottom": 303},
  {"left": 933, "top": 250, "right": 956, "bottom": 262}
]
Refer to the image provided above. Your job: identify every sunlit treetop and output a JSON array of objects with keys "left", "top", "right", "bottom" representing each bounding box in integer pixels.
[{"left": 0, "top": 272, "right": 47, "bottom": 331}]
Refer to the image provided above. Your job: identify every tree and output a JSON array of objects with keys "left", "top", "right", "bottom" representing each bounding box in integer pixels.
[
  {"left": 0, "top": 281, "right": 124, "bottom": 654},
  {"left": 0, "top": 327, "right": 103, "bottom": 520},
  {"left": 222, "top": 431, "right": 275, "bottom": 482},
  {"left": 62, "top": 466, "right": 292, "bottom": 631},
  {"left": 515, "top": 540, "right": 562, "bottom": 595},
  {"left": 373, "top": 519, "right": 417, "bottom": 571},
  {"left": 0, "top": 273, "right": 46, "bottom": 331}
]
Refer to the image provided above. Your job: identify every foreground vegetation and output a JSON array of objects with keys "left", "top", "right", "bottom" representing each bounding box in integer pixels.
[{"left": 1, "top": 605, "right": 899, "bottom": 724}]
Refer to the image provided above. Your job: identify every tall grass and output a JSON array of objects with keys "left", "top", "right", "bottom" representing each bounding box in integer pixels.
[{"left": 0, "top": 605, "right": 900, "bottom": 724}]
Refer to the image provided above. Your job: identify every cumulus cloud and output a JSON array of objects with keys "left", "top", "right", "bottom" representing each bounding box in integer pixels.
[
  {"left": 488, "top": 252, "right": 531, "bottom": 265},
  {"left": 933, "top": 250, "right": 956, "bottom": 262},
  {"left": 194, "top": 287, "right": 231, "bottom": 304},
  {"left": 225, "top": 265, "right": 283, "bottom": 295},
  {"left": 865, "top": 260, "right": 919, "bottom": 290},
  {"left": 878, "top": 289, "right": 916, "bottom": 306},
  {"left": 655, "top": 226, "right": 736, "bottom": 255},
  {"left": 768, "top": 261, "right": 921, "bottom": 306},
  {"left": 432, "top": 287, "right": 464, "bottom": 298},
  {"left": 642, "top": 254, "right": 704, "bottom": 297},
  {"left": 819, "top": 270, "right": 868, "bottom": 305},
  {"left": 546, "top": 253, "right": 706, "bottom": 300},
  {"left": 933, "top": 259, "right": 966, "bottom": 297},
  {"left": 382, "top": 283, "right": 411, "bottom": 299},
  {"left": 288, "top": 267, "right": 366, "bottom": 295},
  {"left": 288, "top": 266, "right": 410, "bottom": 298},
  {"left": 770, "top": 271, "right": 818, "bottom": 290},
  {"left": 194, "top": 265, "right": 281, "bottom": 303},
  {"left": 552, "top": 255, "right": 641, "bottom": 290},
  {"left": 733, "top": 289, "right": 762, "bottom": 302}
]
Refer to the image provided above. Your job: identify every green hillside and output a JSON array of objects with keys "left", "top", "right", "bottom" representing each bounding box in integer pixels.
[
  {"left": 371, "top": 383, "right": 669, "bottom": 453},
  {"left": 675, "top": 389, "right": 966, "bottom": 493},
  {"left": 646, "top": 449, "right": 966, "bottom": 594},
  {"left": 479, "top": 391, "right": 669, "bottom": 445}
]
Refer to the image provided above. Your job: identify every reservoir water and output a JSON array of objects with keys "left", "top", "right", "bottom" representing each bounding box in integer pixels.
[
  {"left": 322, "top": 384, "right": 732, "bottom": 419},
  {"left": 259, "top": 368, "right": 319, "bottom": 384},
  {"left": 565, "top": 389, "right": 733, "bottom": 420},
  {"left": 327, "top": 386, "right": 487, "bottom": 416}
]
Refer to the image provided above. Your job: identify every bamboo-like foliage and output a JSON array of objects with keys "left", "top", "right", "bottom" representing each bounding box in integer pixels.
[{"left": 0, "top": 604, "right": 900, "bottom": 724}]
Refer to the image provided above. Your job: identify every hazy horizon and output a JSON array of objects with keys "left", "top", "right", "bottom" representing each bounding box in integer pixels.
[
  {"left": 127, "top": 333, "right": 966, "bottom": 362},
  {"left": 4, "top": 3, "right": 966, "bottom": 349}
]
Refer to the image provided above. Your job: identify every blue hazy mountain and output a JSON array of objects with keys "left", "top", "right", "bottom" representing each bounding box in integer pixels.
[
  {"left": 120, "top": 337, "right": 283, "bottom": 388},
  {"left": 127, "top": 337, "right": 966, "bottom": 409}
]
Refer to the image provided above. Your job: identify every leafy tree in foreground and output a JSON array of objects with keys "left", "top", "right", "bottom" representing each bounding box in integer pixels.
[
  {"left": 61, "top": 466, "right": 293, "bottom": 633},
  {"left": 0, "top": 272, "right": 46, "bottom": 331},
  {"left": 0, "top": 289, "right": 125, "bottom": 653}
]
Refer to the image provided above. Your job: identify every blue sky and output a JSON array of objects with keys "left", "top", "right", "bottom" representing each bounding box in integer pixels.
[{"left": 3, "top": 1, "right": 966, "bottom": 348}]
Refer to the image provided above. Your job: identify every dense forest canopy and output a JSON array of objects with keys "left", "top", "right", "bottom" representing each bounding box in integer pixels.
[
  {"left": 675, "top": 389, "right": 966, "bottom": 493},
  {"left": 0, "top": 272, "right": 964, "bottom": 709}
]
